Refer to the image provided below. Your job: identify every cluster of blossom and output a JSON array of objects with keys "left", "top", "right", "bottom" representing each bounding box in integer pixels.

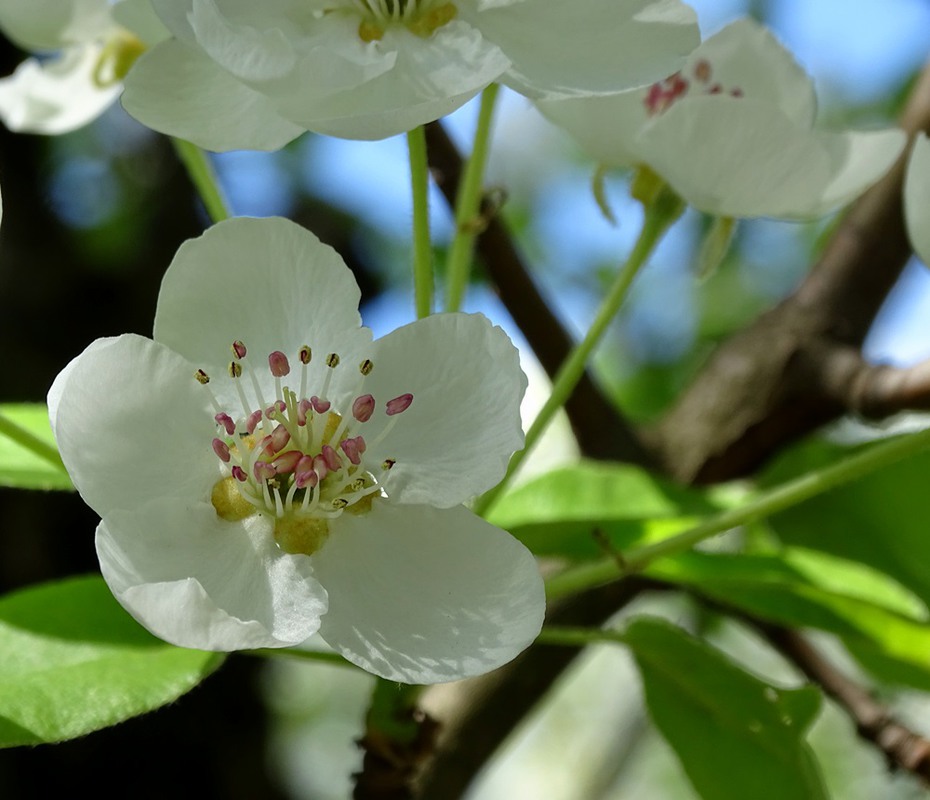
[{"left": 1, "top": 1, "right": 928, "bottom": 683}]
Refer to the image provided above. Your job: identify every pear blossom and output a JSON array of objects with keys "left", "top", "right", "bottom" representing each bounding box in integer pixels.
[
  {"left": 119, "top": 0, "right": 700, "bottom": 149},
  {"left": 905, "top": 133, "right": 930, "bottom": 267},
  {"left": 48, "top": 216, "right": 544, "bottom": 684},
  {"left": 0, "top": 0, "right": 167, "bottom": 135},
  {"left": 536, "top": 18, "right": 906, "bottom": 220}
]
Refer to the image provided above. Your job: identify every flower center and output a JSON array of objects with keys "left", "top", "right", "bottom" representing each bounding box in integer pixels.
[
  {"left": 349, "top": 0, "right": 458, "bottom": 42},
  {"left": 644, "top": 59, "right": 744, "bottom": 116},
  {"left": 198, "top": 341, "right": 413, "bottom": 556}
]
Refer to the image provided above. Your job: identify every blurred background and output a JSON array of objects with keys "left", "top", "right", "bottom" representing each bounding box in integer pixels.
[{"left": 1, "top": 0, "right": 929, "bottom": 797}]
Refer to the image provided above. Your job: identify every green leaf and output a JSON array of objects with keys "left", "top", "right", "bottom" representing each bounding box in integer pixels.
[
  {"left": 0, "top": 576, "right": 224, "bottom": 747},
  {"left": 0, "top": 403, "right": 72, "bottom": 491},
  {"left": 626, "top": 617, "right": 827, "bottom": 800},
  {"left": 488, "top": 461, "right": 726, "bottom": 559},
  {"left": 650, "top": 548, "right": 930, "bottom": 690},
  {"left": 762, "top": 435, "right": 930, "bottom": 608}
]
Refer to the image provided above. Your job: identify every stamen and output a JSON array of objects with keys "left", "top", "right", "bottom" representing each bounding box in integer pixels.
[
  {"left": 322, "top": 444, "right": 341, "bottom": 473},
  {"left": 353, "top": 394, "right": 375, "bottom": 422},
  {"left": 231, "top": 340, "right": 247, "bottom": 359},
  {"left": 195, "top": 369, "right": 210, "bottom": 385},
  {"left": 254, "top": 461, "right": 276, "bottom": 482},
  {"left": 299, "top": 345, "right": 311, "bottom": 400},
  {"left": 212, "top": 438, "right": 231, "bottom": 462},
  {"left": 340, "top": 437, "right": 361, "bottom": 465},
  {"left": 382, "top": 459, "right": 396, "bottom": 470},
  {"left": 272, "top": 450, "right": 302, "bottom": 474},
  {"left": 386, "top": 393, "right": 413, "bottom": 415},
  {"left": 311, "top": 396, "right": 331, "bottom": 414},
  {"left": 297, "top": 398, "right": 312, "bottom": 426},
  {"left": 246, "top": 409, "right": 263, "bottom": 435},
  {"left": 232, "top": 465, "right": 247, "bottom": 482},
  {"left": 359, "top": 358, "right": 374, "bottom": 376},
  {"left": 215, "top": 412, "right": 236, "bottom": 435},
  {"left": 270, "top": 423, "right": 291, "bottom": 453}
]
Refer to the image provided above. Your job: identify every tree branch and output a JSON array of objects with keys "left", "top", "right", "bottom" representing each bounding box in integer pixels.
[
  {"left": 759, "top": 626, "right": 930, "bottom": 783},
  {"left": 415, "top": 578, "right": 665, "bottom": 799}
]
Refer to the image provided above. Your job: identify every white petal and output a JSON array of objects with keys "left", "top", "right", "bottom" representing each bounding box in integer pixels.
[
  {"left": 535, "top": 90, "right": 647, "bottom": 168},
  {"left": 276, "top": 20, "right": 509, "bottom": 141},
  {"left": 51, "top": 334, "right": 217, "bottom": 518},
  {"left": 121, "top": 39, "right": 304, "bottom": 152},
  {"left": 905, "top": 133, "right": 930, "bottom": 267},
  {"left": 464, "top": 0, "right": 699, "bottom": 98},
  {"left": 691, "top": 18, "right": 816, "bottom": 129},
  {"left": 98, "top": 498, "right": 327, "bottom": 650},
  {"left": 111, "top": 0, "right": 171, "bottom": 46},
  {"left": 639, "top": 97, "right": 905, "bottom": 219},
  {"left": 153, "top": 217, "right": 373, "bottom": 401},
  {"left": 0, "top": 0, "right": 111, "bottom": 50},
  {"left": 188, "top": 0, "right": 296, "bottom": 81},
  {"left": 0, "top": 46, "right": 119, "bottom": 135},
  {"left": 314, "top": 503, "right": 544, "bottom": 683},
  {"left": 357, "top": 313, "right": 526, "bottom": 507}
]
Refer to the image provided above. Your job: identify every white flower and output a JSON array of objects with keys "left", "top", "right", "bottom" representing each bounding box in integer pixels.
[
  {"left": 48, "top": 216, "right": 544, "bottom": 684},
  {"left": 120, "top": 0, "right": 700, "bottom": 149},
  {"left": 536, "top": 18, "right": 906, "bottom": 220},
  {"left": 0, "top": 0, "right": 167, "bottom": 135},
  {"left": 905, "top": 133, "right": 930, "bottom": 267}
]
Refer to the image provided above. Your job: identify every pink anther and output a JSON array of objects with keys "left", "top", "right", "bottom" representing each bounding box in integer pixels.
[
  {"left": 352, "top": 394, "right": 375, "bottom": 423},
  {"left": 253, "top": 460, "right": 276, "bottom": 481},
  {"left": 311, "top": 396, "right": 331, "bottom": 414},
  {"left": 386, "top": 393, "right": 413, "bottom": 416},
  {"left": 270, "top": 423, "right": 291, "bottom": 453},
  {"left": 296, "top": 469, "right": 319, "bottom": 489},
  {"left": 268, "top": 350, "right": 290, "bottom": 377},
  {"left": 297, "top": 398, "right": 312, "bottom": 426},
  {"left": 232, "top": 465, "right": 247, "bottom": 482},
  {"left": 212, "top": 438, "right": 231, "bottom": 462},
  {"left": 214, "top": 412, "right": 236, "bottom": 436},
  {"left": 232, "top": 340, "right": 247, "bottom": 359},
  {"left": 340, "top": 438, "right": 361, "bottom": 466},
  {"left": 322, "top": 444, "right": 341, "bottom": 472},
  {"left": 272, "top": 450, "right": 302, "bottom": 474},
  {"left": 246, "top": 409, "right": 263, "bottom": 435}
]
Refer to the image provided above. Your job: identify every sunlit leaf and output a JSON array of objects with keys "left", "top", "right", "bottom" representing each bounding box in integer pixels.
[
  {"left": 762, "top": 435, "right": 930, "bottom": 608},
  {"left": 488, "top": 460, "right": 727, "bottom": 559},
  {"left": 626, "top": 617, "right": 827, "bottom": 800},
  {"left": 0, "top": 576, "right": 224, "bottom": 747},
  {"left": 649, "top": 549, "right": 930, "bottom": 689}
]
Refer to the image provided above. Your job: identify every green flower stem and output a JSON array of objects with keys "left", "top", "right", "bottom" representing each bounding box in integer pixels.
[
  {"left": 366, "top": 678, "right": 425, "bottom": 745},
  {"left": 407, "top": 126, "right": 433, "bottom": 319},
  {"left": 545, "top": 425, "right": 930, "bottom": 602},
  {"left": 474, "top": 197, "right": 682, "bottom": 517},
  {"left": 536, "top": 625, "right": 628, "bottom": 648},
  {"left": 0, "top": 412, "right": 65, "bottom": 471},
  {"left": 171, "top": 137, "right": 231, "bottom": 224},
  {"left": 444, "top": 83, "right": 500, "bottom": 313}
]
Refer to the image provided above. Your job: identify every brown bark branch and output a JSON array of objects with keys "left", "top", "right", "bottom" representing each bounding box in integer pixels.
[
  {"left": 809, "top": 344, "right": 930, "bottom": 417},
  {"left": 759, "top": 626, "right": 930, "bottom": 783}
]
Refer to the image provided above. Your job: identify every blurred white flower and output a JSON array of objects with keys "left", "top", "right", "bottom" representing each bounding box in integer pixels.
[
  {"left": 0, "top": 0, "right": 167, "bottom": 135},
  {"left": 905, "top": 133, "right": 930, "bottom": 266},
  {"left": 120, "top": 0, "right": 700, "bottom": 149},
  {"left": 48, "top": 216, "right": 544, "bottom": 684},
  {"left": 537, "top": 18, "right": 906, "bottom": 220}
]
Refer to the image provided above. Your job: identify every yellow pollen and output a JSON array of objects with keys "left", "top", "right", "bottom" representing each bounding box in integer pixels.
[
  {"left": 274, "top": 516, "right": 331, "bottom": 556},
  {"left": 323, "top": 411, "right": 342, "bottom": 445},
  {"left": 407, "top": 2, "right": 457, "bottom": 37},
  {"left": 211, "top": 476, "right": 256, "bottom": 522},
  {"left": 358, "top": 20, "right": 385, "bottom": 41}
]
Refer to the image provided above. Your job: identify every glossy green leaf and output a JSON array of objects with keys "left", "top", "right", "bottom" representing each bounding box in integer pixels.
[
  {"left": 0, "top": 576, "right": 224, "bottom": 747},
  {"left": 0, "top": 403, "right": 72, "bottom": 491},
  {"left": 762, "top": 435, "right": 930, "bottom": 608},
  {"left": 488, "top": 461, "right": 727, "bottom": 559},
  {"left": 650, "top": 549, "right": 930, "bottom": 690},
  {"left": 626, "top": 617, "right": 826, "bottom": 800}
]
